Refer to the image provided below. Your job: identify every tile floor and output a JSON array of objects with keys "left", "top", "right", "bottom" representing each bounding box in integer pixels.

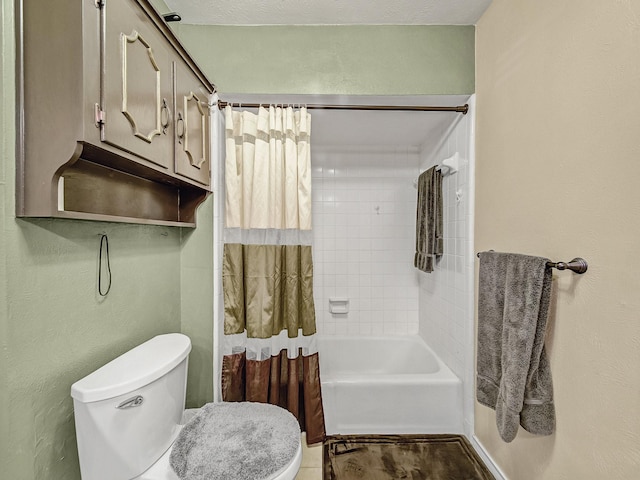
[{"left": 295, "top": 433, "right": 323, "bottom": 480}]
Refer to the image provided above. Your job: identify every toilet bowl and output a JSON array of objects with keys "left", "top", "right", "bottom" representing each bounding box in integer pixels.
[{"left": 71, "top": 334, "right": 302, "bottom": 480}]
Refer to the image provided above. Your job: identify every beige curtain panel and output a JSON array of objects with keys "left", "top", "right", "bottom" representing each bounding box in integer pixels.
[{"left": 225, "top": 105, "right": 312, "bottom": 230}]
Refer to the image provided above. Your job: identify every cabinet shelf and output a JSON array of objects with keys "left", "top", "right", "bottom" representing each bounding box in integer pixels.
[
  {"left": 51, "top": 211, "right": 196, "bottom": 229},
  {"left": 58, "top": 156, "right": 207, "bottom": 227}
]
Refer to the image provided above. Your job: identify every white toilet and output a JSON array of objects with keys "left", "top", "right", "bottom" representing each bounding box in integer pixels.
[{"left": 71, "top": 333, "right": 302, "bottom": 480}]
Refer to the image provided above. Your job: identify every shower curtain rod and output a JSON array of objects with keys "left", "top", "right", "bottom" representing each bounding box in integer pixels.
[{"left": 217, "top": 100, "right": 469, "bottom": 114}]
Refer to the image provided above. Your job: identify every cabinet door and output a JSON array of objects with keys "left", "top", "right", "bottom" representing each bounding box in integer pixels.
[
  {"left": 174, "top": 62, "right": 210, "bottom": 186},
  {"left": 101, "top": 0, "right": 173, "bottom": 169}
]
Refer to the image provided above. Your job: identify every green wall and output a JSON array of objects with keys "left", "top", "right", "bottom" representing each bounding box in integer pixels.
[
  {"left": 174, "top": 24, "right": 475, "bottom": 95},
  {"left": 149, "top": 0, "right": 170, "bottom": 15},
  {"left": 0, "top": 0, "right": 13, "bottom": 475},
  {"left": 180, "top": 200, "right": 214, "bottom": 408},
  {"left": 0, "top": 1, "right": 213, "bottom": 478}
]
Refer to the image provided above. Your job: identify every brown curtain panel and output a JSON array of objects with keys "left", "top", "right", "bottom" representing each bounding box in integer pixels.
[{"left": 222, "top": 350, "right": 326, "bottom": 444}]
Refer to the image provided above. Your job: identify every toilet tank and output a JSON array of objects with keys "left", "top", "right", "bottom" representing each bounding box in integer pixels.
[{"left": 71, "top": 333, "right": 191, "bottom": 480}]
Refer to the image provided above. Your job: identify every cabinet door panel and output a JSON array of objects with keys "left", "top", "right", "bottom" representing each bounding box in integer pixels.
[
  {"left": 101, "top": 0, "right": 173, "bottom": 169},
  {"left": 174, "top": 63, "right": 210, "bottom": 186}
]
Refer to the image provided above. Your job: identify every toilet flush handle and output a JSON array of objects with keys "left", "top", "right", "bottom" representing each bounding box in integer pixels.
[{"left": 116, "top": 395, "right": 144, "bottom": 409}]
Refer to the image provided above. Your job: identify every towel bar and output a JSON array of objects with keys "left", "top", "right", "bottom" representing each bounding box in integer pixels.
[
  {"left": 476, "top": 252, "right": 588, "bottom": 274},
  {"left": 546, "top": 258, "right": 588, "bottom": 274}
]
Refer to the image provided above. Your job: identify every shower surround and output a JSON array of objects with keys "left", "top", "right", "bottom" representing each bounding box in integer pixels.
[
  {"left": 211, "top": 94, "right": 476, "bottom": 437},
  {"left": 311, "top": 96, "right": 476, "bottom": 435}
]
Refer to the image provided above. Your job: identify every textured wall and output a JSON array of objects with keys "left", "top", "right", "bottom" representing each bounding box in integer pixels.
[
  {"left": 164, "top": 0, "right": 493, "bottom": 26},
  {"left": 475, "top": 1, "right": 640, "bottom": 478},
  {"left": 0, "top": 0, "right": 13, "bottom": 474},
  {"left": 173, "top": 25, "right": 475, "bottom": 95},
  {"left": 0, "top": 1, "right": 213, "bottom": 478},
  {"left": 180, "top": 196, "right": 214, "bottom": 409},
  {"left": 148, "top": 0, "right": 170, "bottom": 13},
  {"left": 4, "top": 221, "right": 182, "bottom": 479}
]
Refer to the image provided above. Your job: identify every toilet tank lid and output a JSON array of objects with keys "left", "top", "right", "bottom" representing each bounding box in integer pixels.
[{"left": 71, "top": 333, "right": 191, "bottom": 403}]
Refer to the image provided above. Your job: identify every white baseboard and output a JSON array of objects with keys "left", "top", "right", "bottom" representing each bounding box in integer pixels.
[{"left": 470, "top": 435, "right": 508, "bottom": 480}]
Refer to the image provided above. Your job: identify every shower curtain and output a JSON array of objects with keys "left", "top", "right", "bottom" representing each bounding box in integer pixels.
[{"left": 221, "top": 105, "right": 325, "bottom": 444}]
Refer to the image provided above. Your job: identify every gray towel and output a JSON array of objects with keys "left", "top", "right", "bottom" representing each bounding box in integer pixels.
[
  {"left": 170, "top": 402, "right": 300, "bottom": 480},
  {"left": 476, "top": 251, "right": 555, "bottom": 442},
  {"left": 414, "top": 166, "right": 443, "bottom": 272}
]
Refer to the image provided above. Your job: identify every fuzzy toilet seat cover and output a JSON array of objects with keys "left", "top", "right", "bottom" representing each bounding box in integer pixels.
[{"left": 169, "top": 402, "right": 301, "bottom": 480}]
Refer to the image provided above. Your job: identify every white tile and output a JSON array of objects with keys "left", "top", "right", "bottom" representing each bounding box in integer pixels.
[
  {"left": 335, "top": 275, "right": 348, "bottom": 289},
  {"left": 347, "top": 323, "right": 360, "bottom": 335},
  {"left": 359, "top": 323, "right": 372, "bottom": 335},
  {"left": 370, "top": 310, "right": 384, "bottom": 323},
  {"left": 383, "top": 323, "right": 397, "bottom": 334},
  {"left": 395, "top": 323, "right": 408, "bottom": 335},
  {"left": 371, "top": 324, "right": 384, "bottom": 335},
  {"left": 313, "top": 157, "right": 426, "bottom": 342}
]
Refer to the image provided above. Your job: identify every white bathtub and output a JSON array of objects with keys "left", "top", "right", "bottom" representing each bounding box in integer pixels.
[{"left": 318, "top": 335, "right": 463, "bottom": 435}]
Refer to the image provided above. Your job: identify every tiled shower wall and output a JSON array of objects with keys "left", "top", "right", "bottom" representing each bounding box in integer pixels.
[
  {"left": 311, "top": 148, "right": 420, "bottom": 336},
  {"left": 417, "top": 95, "right": 476, "bottom": 434}
]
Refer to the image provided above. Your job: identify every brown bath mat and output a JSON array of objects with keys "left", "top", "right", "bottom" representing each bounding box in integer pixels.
[{"left": 323, "top": 434, "right": 494, "bottom": 480}]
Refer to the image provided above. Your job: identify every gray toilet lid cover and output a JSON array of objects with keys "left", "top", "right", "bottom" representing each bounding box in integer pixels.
[{"left": 169, "top": 401, "right": 301, "bottom": 480}]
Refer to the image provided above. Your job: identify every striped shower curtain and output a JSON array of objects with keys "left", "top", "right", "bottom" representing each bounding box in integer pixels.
[{"left": 221, "top": 105, "right": 325, "bottom": 444}]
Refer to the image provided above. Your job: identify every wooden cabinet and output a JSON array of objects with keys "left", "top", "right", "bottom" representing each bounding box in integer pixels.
[
  {"left": 102, "top": 0, "right": 175, "bottom": 170},
  {"left": 17, "top": 0, "right": 213, "bottom": 227}
]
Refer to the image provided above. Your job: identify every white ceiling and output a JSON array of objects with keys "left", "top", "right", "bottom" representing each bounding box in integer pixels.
[{"left": 164, "top": 0, "right": 492, "bottom": 26}]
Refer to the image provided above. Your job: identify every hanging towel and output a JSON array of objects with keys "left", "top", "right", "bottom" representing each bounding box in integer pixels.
[
  {"left": 414, "top": 167, "right": 443, "bottom": 273},
  {"left": 476, "top": 251, "right": 556, "bottom": 442}
]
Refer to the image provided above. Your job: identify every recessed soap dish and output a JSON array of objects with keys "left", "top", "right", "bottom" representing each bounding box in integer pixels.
[{"left": 329, "top": 297, "right": 349, "bottom": 314}]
